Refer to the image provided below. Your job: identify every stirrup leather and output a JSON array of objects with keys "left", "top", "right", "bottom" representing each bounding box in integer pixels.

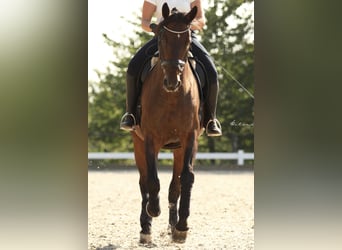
[{"left": 205, "top": 118, "right": 222, "bottom": 132}]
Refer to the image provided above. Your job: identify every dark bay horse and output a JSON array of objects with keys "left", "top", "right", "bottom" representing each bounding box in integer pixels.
[{"left": 131, "top": 3, "right": 202, "bottom": 244}]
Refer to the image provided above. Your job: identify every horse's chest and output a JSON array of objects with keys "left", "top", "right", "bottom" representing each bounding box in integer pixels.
[{"left": 141, "top": 86, "right": 199, "bottom": 136}]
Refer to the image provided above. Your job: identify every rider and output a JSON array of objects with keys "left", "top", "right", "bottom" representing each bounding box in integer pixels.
[{"left": 120, "top": 0, "right": 222, "bottom": 136}]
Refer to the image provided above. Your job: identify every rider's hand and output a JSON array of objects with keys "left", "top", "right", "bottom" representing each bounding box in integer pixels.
[{"left": 150, "top": 23, "right": 157, "bottom": 34}]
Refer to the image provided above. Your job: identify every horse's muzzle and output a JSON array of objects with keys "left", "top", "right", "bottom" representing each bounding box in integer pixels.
[
  {"left": 163, "top": 77, "right": 181, "bottom": 92},
  {"left": 161, "top": 59, "right": 184, "bottom": 92}
]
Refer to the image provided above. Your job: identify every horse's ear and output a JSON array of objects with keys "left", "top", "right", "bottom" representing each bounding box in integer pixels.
[
  {"left": 162, "top": 3, "right": 170, "bottom": 19},
  {"left": 185, "top": 6, "right": 197, "bottom": 24}
]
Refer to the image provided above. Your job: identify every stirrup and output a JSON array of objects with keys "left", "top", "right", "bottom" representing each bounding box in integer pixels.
[
  {"left": 205, "top": 118, "right": 222, "bottom": 136},
  {"left": 120, "top": 112, "right": 136, "bottom": 131}
]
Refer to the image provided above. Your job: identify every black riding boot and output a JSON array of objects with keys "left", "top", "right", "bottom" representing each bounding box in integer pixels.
[
  {"left": 205, "top": 81, "right": 222, "bottom": 136},
  {"left": 120, "top": 73, "right": 138, "bottom": 131}
]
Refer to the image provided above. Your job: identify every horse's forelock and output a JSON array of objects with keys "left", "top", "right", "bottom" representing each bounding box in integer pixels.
[
  {"left": 171, "top": 7, "right": 178, "bottom": 14},
  {"left": 161, "top": 12, "right": 188, "bottom": 27}
]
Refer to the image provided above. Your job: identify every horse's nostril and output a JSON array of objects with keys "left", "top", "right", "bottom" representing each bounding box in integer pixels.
[
  {"left": 163, "top": 78, "right": 169, "bottom": 87},
  {"left": 163, "top": 78, "right": 180, "bottom": 92}
]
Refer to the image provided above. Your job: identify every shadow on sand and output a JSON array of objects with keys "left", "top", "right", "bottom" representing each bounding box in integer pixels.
[{"left": 95, "top": 244, "right": 119, "bottom": 250}]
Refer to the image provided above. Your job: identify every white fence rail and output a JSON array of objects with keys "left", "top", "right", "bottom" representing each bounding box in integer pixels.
[{"left": 88, "top": 150, "right": 254, "bottom": 166}]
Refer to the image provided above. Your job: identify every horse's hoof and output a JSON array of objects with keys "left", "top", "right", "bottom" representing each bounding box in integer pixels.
[
  {"left": 146, "top": 202, "right": 161, "bottom": 217},
  {"left": 140, "top": 233, "right": 152, "bottom": 244},
  {"left": 167, "top": 224, "right": 175, "bottom": 235},
  {"left": 172, "top": 228, "right": 187, "bottom": 243}
]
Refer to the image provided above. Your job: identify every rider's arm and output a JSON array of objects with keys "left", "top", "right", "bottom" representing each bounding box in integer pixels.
[
  {"left": 190, "top": 0, "right": 206, "bottom": 31},
  {"left": 141, "top": 1, "right": 156, "bottom": 32}
]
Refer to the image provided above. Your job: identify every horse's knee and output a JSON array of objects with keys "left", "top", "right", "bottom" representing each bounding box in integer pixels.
[
  {"left": 146, "top": 200, "right": 161, "bottom": 217},
  {"left": 146, "top": 179, "right": 161, "bottom": 217},
  {"left": 147, "top": 178, "right": 160, "bottom": 196},
  {"left": 168, "top": 179, "right": 180, "bottom": 202},
  {"left": 180, "top": 171, "right": 194, "bottom": 187}
]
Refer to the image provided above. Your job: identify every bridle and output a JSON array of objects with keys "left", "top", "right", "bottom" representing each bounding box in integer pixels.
[
  {"left": 158, "top": 24, "right": 191, "bottom": 71},
  {"left": 163, "top": 26, "right": 190, "bottom": 38}
]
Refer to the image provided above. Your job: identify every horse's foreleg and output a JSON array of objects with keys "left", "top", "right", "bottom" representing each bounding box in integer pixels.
[
  {"left": 168, "top": 150, "right": 182, "bottom": 233},
  {"left": 145, "top": 137, "right": 161, "bottom": 218},
  {"left": 133, "top": 134, "right": 152, "bottom": 244},
  {"left": 139, "top": 177, "right": 152, "bottom": 236},
  {"left": 139, "top": 176, "right": 153, "bottom": 244},
  {"left": 176, "top": 165, "right": 194, "bottom": 231},
  {"left": 173, "top": 134, "right": 197, "bottom": 243}
]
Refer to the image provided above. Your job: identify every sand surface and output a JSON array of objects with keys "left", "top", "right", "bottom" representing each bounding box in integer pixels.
[{"left": 88, "top": 169, "right": 254, "bottom": 249}]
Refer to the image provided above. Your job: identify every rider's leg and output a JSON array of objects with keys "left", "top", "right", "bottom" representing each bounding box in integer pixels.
[
  {"left": 120, "top": 38, "right": 158, "bottom": 131},
  {"left": 205, "top": 77, "right": 222, "bottom": 136},
  {"left": 191, "top": 33, "right": 222, "bottom": 136}
]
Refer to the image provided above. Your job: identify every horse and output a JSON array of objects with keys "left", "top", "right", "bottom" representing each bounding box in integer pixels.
[{"left": 131, "top": 3, "right": 202, "bottom": 244}]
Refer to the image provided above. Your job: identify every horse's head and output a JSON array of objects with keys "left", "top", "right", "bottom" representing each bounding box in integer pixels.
[{"left": 155, "top": 3, "right": 197, "bottom": 92}]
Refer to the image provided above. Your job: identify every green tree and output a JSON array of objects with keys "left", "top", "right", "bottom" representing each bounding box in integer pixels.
[
  {"left": 88, "top": 1, "right": 254, "bottom": 157},
  {"left": 88, "top": 17, "right": 152, "bottom": 153},
  {"left": 199, "top": 0, "right": 254, "bottom": 153}
]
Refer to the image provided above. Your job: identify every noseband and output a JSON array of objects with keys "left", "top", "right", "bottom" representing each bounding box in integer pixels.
[{"left": 161, "top": 59, "right": 185, "bottom": 71}]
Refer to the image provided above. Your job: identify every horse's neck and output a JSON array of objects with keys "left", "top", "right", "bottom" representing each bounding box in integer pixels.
[{"left": 180, "top": 63, "right": 194, "bottom": 92}]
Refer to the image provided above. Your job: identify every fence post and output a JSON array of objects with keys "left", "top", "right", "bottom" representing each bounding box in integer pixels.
[{"left": 237, "top": 150, "right": 244, "bottom": 166}]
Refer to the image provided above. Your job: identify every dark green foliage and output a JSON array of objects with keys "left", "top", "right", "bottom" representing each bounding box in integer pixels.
[
  {"left": 199, "top": 0, "right": 254, "bottom": 153},
  {"left": 88, "top": 1, "right": 254, "bottom": 157}
]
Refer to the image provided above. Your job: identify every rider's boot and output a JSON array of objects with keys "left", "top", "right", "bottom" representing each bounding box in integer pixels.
[
  {"left": 205, "top": 81, "right": 222, "bottom": 137},
  {"left": 120, "top": 73, "right": 138, "bottom": 131}
]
